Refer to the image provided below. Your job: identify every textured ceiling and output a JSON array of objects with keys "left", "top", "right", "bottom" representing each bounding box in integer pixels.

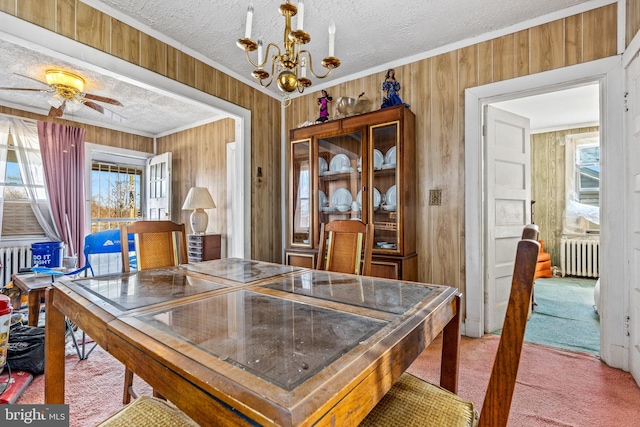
[
  {"left": 0, "top": 38, "right": 223, "bottom": 137},
  {"left": 0, "top": 0, "right": 597, "bottom": 135},
  {"left": 93, "top": 0, "right": 591, "bottom": 93}
]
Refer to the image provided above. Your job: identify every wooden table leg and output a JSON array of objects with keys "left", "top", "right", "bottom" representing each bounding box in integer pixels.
[
  {"left": 440, "top": 293, "right": 461, "bottom": 394},
  {"left": 44, "top": 287, "right": 66, "bottom": 404},
  {"left": 27, "top": 290, "right": 44, "bottom": 327}
]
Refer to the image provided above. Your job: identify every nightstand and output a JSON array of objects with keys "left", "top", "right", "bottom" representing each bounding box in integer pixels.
[{"left": 187, "top": 233, "right": 221, "bottom": 262}]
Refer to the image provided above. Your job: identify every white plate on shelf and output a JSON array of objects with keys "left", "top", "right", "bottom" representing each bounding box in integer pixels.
[
  {"left": 319, "top": 190, "right": 327, "bottom": 211},
  {"left": 356, "top": 188, "right": 382, "bottom": 209},
  {"left": 381, "top": 244, "right": 396, "bottom": 249},
  {"left": 373, "top": 149, "right": 384, "bottom": 170},
  {"left": 386, "top": 185, "right": 397, "bottom": 206},
  {"left": 331, "top": 188, "right": 353, "bottom": 209},
  {"left": 383, "top": 205, "right": 396, "bottom": 211},
  {"left": 329, "top": 154, "right": 351, "bottom": 172},
  {"left": 381, "top": 163, "right": 396, "bottom": 170},
  {"left": 322, "top": 206, "right": 336, "bottom": 212},
  {"left": 385, "top": 146, "right": 396, "bottom": 165},
  {"left": 318, "top": 157, "right": 328, "bottom": 175}
]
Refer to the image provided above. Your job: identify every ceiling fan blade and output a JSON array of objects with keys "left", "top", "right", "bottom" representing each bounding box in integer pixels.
[
  {"left": 0, "top": 87, "right": 49, "bottom": 92},
  {"left": 84, "top": 93, "right": 123, "bottom": 106},
  {"left": 48, "top": 101, "right": 66, "bottom": 118},
  {"left": 13, "top": 73, "right": 49, "bottom": 87},
  {"left": 84, "top": 100, "right": 126, "bottom": 122}
]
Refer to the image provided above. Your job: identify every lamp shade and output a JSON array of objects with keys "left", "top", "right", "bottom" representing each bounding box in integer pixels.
[
  {"left": 182, "top": 187, "right": 216, "bottom": 210},
  {"left": 182, "top": 187, "right": 216, "bottom": 234}
]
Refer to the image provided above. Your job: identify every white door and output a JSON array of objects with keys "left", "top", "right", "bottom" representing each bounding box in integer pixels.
[
  {"left": 484, "top": 105, "right": 531, "bottom": 332},
  {"left": 145, "top": 152, "right": 172, "bottom": 220},
  {"left": 626, "top": 51, "right": 640, "bottom": 385}
]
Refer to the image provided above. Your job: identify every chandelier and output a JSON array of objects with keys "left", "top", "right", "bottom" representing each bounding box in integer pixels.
[
  {"left": 45, "top": 69, "right": 85, "bottom": 112},
  {"left": 237, "top": 1, "right": 340, "bottom": 105}
]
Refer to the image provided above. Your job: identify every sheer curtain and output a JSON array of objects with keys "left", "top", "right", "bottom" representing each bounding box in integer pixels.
[
  {"left": 563, "top": 132, "right": 600, "bottom": 235},
  {"left": 0, "top": 117, "right": 59, "bottom": 241},
  {"left": 37, "top": 121, "right": 86, "bottom": 265}
]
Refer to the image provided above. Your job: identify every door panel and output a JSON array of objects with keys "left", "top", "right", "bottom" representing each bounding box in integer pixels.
[
  {"left": 626, "top": 51, "right": 640, "bottom": 385},
  {"left": 484, "top": 105, "right": 531, "bottom": 332},
  {"left": 146, "top": 152, "right": 172, "bottom": 220}
]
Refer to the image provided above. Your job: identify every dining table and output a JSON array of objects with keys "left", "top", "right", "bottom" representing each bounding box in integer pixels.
[{"left": 44, "top": 258, "right": 461, "bottom": 426}]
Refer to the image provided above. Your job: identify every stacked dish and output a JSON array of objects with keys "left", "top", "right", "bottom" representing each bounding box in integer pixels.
[
  {"left": 331, "top": 188, "right": 353, "bottom": 212},
  {"left": 356, "top": 187, "right": 382, "bottom": 210},
  {"left": 327, "top": 154, "right": 353, "bottom": 175},
  {"left": 373, "top": 149, "right": 384, "bottom": 170},
  {"left": 381, "top": 146, "right": 396, "bottom": 169},
  {"left": 383, "top": 185, "right": 396, "bottom": 211},
  {"left": 319, "top": 157, "right": 329, "bottom": 176},
  {"left": 319, "top": 190, "right": 328, "bottom": 211}
]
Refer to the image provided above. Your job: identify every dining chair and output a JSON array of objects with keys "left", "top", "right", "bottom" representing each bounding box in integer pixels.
[
  {"left": 119, "top": 220, "right": 189, "bottom": 404},
  {"left": 316, "top": 219, "right": 373, "bottom": 276},
  {"left": 359, "top": 224, "right": 540, "bottom": 427},
  {"left": 96, "top": 395, "right": 198, "bottom": 427},
  {"left": 120, "top": 220, "right": 188, "bottom": 274}
]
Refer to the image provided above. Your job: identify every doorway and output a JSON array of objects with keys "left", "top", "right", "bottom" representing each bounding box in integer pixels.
[{"left": 464, "top": 56, "right": 626, "bottom": 369}]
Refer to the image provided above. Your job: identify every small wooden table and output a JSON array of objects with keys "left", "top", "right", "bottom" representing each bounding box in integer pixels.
[
  {"left": 11, "top": 273, "right": 53, "bottom": 326},
  {"left": 45, "top": 259, "right": 461, "bottom": 426}
]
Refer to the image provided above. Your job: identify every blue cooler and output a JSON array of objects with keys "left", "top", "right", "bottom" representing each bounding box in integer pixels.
[{"left": 31, "top": 242, "right": 64, "bottom": 268}]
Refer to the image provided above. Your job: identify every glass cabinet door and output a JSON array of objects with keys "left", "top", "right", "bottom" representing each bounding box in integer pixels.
[
  {"left": 317, "top": 130, "right": 364, "bottom": 245},
  {"left": 291, "top": 139, "right": 312, "bottom": 246},
  {"left": 370, "top": 122, "right": 399, "bottom": 253}
]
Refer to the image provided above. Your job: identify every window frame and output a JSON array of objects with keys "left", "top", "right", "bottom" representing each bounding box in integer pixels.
[{"left": 84, "top": 143, "right": 153, "bottom": 236}]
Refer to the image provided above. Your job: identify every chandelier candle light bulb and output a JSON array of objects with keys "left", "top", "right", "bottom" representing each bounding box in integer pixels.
[
  {"left": 245, "top": 4, "right": 254, "bottom": 39},
  {"left": 297, "top": 0, "right": 304, "bottom": 30},
  {"left": 257, "top": 39, "right": 264, "bottom": 65},
  {"left": 328, "top": 20, "right": 335, "bottom": 57}
]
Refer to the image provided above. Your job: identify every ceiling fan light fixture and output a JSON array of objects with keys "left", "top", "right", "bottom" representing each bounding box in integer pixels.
[
  {"left": 47, "top": 93, "right": 64, "bottom": 109},
  {"left": 65, "top": 96, "right": 84, "bottom": 112},
  {"left": 45, "top": 69, "right": 85, "bottom": 94}
]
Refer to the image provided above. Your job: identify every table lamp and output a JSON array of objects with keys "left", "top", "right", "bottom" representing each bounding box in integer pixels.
[{"left": 182, "top": 187, "right": 216, "bottom": 234}]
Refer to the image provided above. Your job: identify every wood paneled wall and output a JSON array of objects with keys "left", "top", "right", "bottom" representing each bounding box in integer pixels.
[
  {"left": 628, "top": 0, "right": 640, "bottom": 47},
  {"left": 0, "top": 106, "right": 153, "bottom": 151},
  {"left": 157, "top": 119, "right": 235, "bottom": 248},
  {"left": 531, "top": 126, "right": 599, "bottom": 268},
  {"left": 0, "top": 0, "right": 282, "bottom": 262},
  {"left": 285, "top": 4, "right": 619, "bottom": 309}
]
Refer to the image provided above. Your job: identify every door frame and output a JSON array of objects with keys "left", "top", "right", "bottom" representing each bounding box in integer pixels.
[
  {"left": 622, "top": 29, "right": 640, "bottom": 384},
  {"left": 464, "top": 56, "right": 626, "bottom": 369}
]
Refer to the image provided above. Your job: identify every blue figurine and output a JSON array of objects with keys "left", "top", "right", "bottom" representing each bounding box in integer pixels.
[{"left": 381, "top": 69, "right": 409, "bottom": 109}]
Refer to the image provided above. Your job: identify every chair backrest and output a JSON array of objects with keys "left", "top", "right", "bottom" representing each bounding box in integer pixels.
[
  {"left": 478, "top": 224, "right": 540, "bottom": 427},
  {"left": 316, "top": 220, "right": 373, "bottom": 276},
  {"left": 120, "top": 220, "right": 188, "bottom": 273}
]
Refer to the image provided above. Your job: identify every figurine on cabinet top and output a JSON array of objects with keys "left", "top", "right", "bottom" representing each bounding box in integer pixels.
[
  {"left": 316, "top": 90, "right": 333, "bottom": 123},
  {"left": 381, "top": 69, "right": 409, "bottom": 109}
]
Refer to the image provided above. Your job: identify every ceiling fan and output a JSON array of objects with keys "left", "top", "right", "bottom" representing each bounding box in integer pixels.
[{"left": 0, "top": 69, "right": 125, "bottom": 122}]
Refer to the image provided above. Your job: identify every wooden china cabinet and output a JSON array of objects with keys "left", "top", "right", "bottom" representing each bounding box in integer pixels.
[{"left": 285, "top": 105, "right": 417, "bottom": 280}]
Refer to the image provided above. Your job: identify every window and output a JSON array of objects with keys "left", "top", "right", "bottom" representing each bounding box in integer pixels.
[
  {"left": 1, "top": 132, "right": 46, "bottom": 236},
  {"left": 86, "top": 144, "right": 152, "bottom": 235},
  {"left": 564, "top": 131, "right": 600, "bottom": 235},
  {"left": 576, "top": 144, "right": 599, "bottom": 206},
  {"left": 90, "top": 162, "right": 143, "bottom": 233}
]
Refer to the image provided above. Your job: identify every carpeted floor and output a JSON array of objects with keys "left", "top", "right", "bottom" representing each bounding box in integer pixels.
[
  {"left": 408, "top": 334, "right": 640, "bottom": 427},
  {"left": 528, "top": 277, "right": 600, "bottom": 355},
  {"left": 14, "top": 332, "right": 640, "bottom": 426},
  {"left": 495, "top": 276, "right": 600, "bottom": 355}
]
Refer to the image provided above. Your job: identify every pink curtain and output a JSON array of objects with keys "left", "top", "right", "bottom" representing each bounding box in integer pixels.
[{"left": 37, "top": 121, "right": 86, "bottom": 266}]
